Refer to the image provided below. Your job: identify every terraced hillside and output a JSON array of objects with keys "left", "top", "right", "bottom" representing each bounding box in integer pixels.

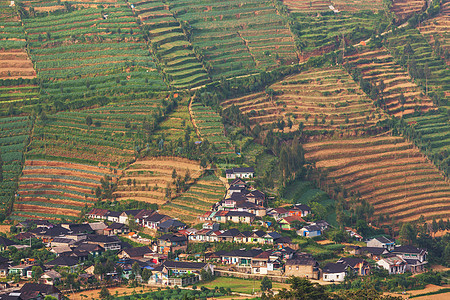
[
  {"left": 129, "top": 0, "right": 210, "bottom": 88},
  {"left": 190, "top": 102, "right": 235, "bottom": 160},
  {"left": 304, "top": 135, "right": 450, "bottom": 223},
  {"left": 169, "top": 0, "right": 298, "bottom": 80},
  {"left": 332, "top": 0, "right": 385, "bottom": 12},
  {"left": 385, "top": 28, "right": 450, "bottom": 107},
  {"left": 160, "top": 174, "right": 225, "bottom": 223},
  {"left": 152, "top": 97, "right": 196, "bottom": 144},
  {"left": 0, "top": 117, "right": 32, "bottom": 214},
  {"left": 282, "top": 0, "right": 331, "bottom": 13},
  {"left": 344, "top": 47, "right": 436, "bottom": 116},
  {"left": 0, "top": 0, "right": 38, "bottom": 114},
  {"left": 403, "top": 112, "right": 450, "bottom": 169},
  {"left": 291, "top": 10, "right": 389, "bottom": 61},
  {"left": 419, "top": 1, "right": 450, "bottom": 65},
  {"left": 24, "top": 4, "right": 166, "bottom": 109},
  {"left": 222, "top": 67, "right": 386, "bottom": 135},
  {"left": 13, "top": 160, "right": 118, "bottom": 221},
  {"left": 391, "top": 0, "right": 426, "bottom": 22},
  {"left": 114, "top": 157, "right": 201, "bottom": 205},
  {"left": 26, "top": 97, "right": 165, "bottom": 167}
]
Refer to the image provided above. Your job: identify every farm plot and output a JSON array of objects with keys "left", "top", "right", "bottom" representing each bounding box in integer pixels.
[
  {"left": 332, "top": 0, "right": 385, "bottom": 12},
  {"left": 151, "top": 97, "right": 196, "bottom": 143},
  {"left": 283, "top": 0, "right": 385, "bottom": 13},
  {"left": 404, "top": 112, "right": 450, "bottom": 160},
  {"left": 190, "top": 102, "right": 235, "bottom": 160},
  {"left": 385, "top": 28, "right": 450, "bottom": 108},
  {"left": 282, "top": 0, "right": 331, "bottom": 13},
  {"left": 418, "top": 1, "right": 450, "bottom": 65},
  {"left": 129, "top": 0, "right": 210, "bottom": 89},
  {"left": 169, "top": 0, "right": 297, "bottom": 80},
  {"left": 24, "top": 4, "right": 166, "bottom": 109},
  {"left": 12, "top": 160, "right": 118, "bottom": 221},
  {"left": 391, "top": 0, "right": 426, "bottom": 22},
  {"left": 0, "top": 116, "right": 32, "bottom": 213},
  {"left": 0, "top": 0, "right": 36, "bottom": 80},
  {"left": 291, "top": 11, "right": 389, "bottom": 61},
  {"left": 114, "top": 156, "right": 201, "bottom": 205},
  {"left": 344, "top": 47, "right": 436, "bottom": 116},
  {"left": 222, "top": 66, "right": 386, "bottom": 135},
  {"left": 0, "top": 0, "right": 39, "bottom": 114},
  {"left": 160, "top": 174, "right": 225, "bottom": 223},
  {"left": 26, "top": 96, "right": 165, "bottom": 168},
  {"left": 304, "top": 135, "right": 450, "bottom": 223}
]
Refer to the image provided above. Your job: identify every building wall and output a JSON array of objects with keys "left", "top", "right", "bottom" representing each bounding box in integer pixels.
[
  {"left": 285, "top": 265, "right": 319, "bottom": 280},
  {"left": 323, "top": 272, "right": 345, "bottom": 282}
]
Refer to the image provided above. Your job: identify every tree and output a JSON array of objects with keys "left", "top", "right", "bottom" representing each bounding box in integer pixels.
[
  {"left": 172, "top": 169, "right": 177, "bottom": 179},
  {"left": 399, "top": 222, "right": 416, "bottom": 245},
  {"left": 276, "top": 277, "right": 332, "bottom": 300},
  {"left": 99, "top": 286, "right": 112, "bottom": 300},
  {"left": 261, "top": 276, "right": 272, "bottom": 292},
  {"left": 31, "top": 266, "right": 43, "bottom": 282},
  {"left": 0, "top": 150, "right": 3, "bottom": 182},
  {"left": 85, "top": 116, "right": 93, "bottom": 127},
  {"left": 141, "top": 268, "right": 152, "bottom": 282},
  {"left": 132, "top": 262, "right": 141, "bottom": 277}
]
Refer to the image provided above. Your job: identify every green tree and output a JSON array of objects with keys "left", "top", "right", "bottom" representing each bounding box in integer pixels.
[
  {"left": 31, "top": 266, "right": 43, "bottom": 282},
  {"left": 85, "top": 115, "right": 93, "bottom": 128},
  {"left": 399, "top": 222, "right": 416, "bottom": 245},
  {"left": 99, "top": 286, "right": 112, "bottom": 300},
  {"left": 261, "top": 276, "right": 272, "bottom": 291},
  {"left": 0, "top": 150, "right": 3, "bottom": 182}
]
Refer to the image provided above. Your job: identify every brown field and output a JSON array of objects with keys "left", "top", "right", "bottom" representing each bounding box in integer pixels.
[
  {"left": 222, "top": 66, "right": 386, "bottom": 136},
  {"left": 14, "top": 160, "right": 118, "bottom": 220},
  {"left": 115, "top": 157, "right": 202, "bottom": 204},
  {"left": 345, "top": 47, "right": 435, "bottom": 116},
  {"left": 391, "top": 0, "right": 426, "bottom": 22},
  {"left": 282, "top": 0, "right": 384, "bottom": 13},
  {"left": 0, "top": 50, "right": 37, "bottom": 79},
  {"left": 304, "top": 135, "right": 450, "bottom": 223},
  {"left": 419, "top": 1, "right": 450, "bottom": 65}
]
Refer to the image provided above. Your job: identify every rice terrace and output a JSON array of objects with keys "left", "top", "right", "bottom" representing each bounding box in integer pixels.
[{"left": 0, "top": 0, "right": 450, "bottom": 297}]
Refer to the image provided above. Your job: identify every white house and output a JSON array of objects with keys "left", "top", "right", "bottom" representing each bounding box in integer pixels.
[
  {"left": 376, "top": 256, "right": 406, "bottom": 274},
  {"left": 297, "top": 224, "right": 322, "bottom": 238},
  {"left": 366, "top": 236, "right": 395, "bottom": 251},
  {"left": 322, "top": 263, "right": 348, "bottom": 282},
  {"left": 226, "top": 167, "right": 254, "bottom": 179}
]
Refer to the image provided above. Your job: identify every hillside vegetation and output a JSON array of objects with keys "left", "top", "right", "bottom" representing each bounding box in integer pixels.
[
  {"left": 304, "top": 135, "right": 450, "bottom": 223},
  {"left": 222, "top": 66, "right": 386, "bottom": 135}
]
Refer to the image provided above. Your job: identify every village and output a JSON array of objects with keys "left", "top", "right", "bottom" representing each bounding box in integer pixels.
[{"left": 0, "top": 166, "right": 432, "bottom": 299}]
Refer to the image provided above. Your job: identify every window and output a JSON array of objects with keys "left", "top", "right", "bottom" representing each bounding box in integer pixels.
[
  {"left": 296, "top": 266, "right": 299, "bottom": 270},
  {"left": 336, "top": 275, "right": 339, "bottom": 279},
  {"left": 324, "top": 275, "right": 327, "bottom": 279}
]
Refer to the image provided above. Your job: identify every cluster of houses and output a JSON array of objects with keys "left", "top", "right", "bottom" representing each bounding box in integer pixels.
[
  {"left": 321, "top": 236, "right": 428, "bottom": 282},
  {"left": 87, "top": 208, "right": 187, "bottom": 232}
]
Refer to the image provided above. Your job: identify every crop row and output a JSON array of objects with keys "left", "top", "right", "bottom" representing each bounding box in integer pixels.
[{"left": 304, "top": 134, "right": 450, "bottom": 223}]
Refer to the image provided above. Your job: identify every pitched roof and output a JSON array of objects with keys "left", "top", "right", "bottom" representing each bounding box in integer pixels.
[
  {"left": 73, "top": 243, "right": 104, "bottom": 253},
  {"left": 122, "top": 246, "right": 152, "bottom": 257},
  {"left": 272, "top": 207, "right": 288, "bottom": 214},
  {"left": 220, "top": 228, "right": 242, "bottom": 238},
  {"left": 371, "top": 236, "right": 394, "bottom": 244},
  {"left": 282, "top": 216, "right": 306, "bottom": 223},
  {"left": 286, "top": 257, "right": 318, "bottom": 266},
  {"left": 291, "top": 204, "right": 311, "bottom": 211},
  {"left": 360, "top": 247, "right": 387, "bottom": 255},
  {"left": 107, "top": 211, "right": 121, "bottom": 218},
  {"left": 107, "top": 222, "right": 127, "bottom": 230},
  {"left": 89, "top": 222, "right": 107, "bottom": 231},
  {"left": 88, "top": 208, "right": 110, "bottom": 216},
  {"left": 0, "top": 236, "right": 15, "bottom": 247},
  {"left": 13, "top": 232, "right": 34, "bottom": 241},
  {"left": 158, "top": 219, "right": 186, "bottom": 229},
  {"left": 158, "top": 234, "right": 187, "bottom": 242},
  {"left": 85, "top": 234, "right": 120, "bottom": 243},
  {"left": 230, "top": 178, "right": 247, "bottom": 186},
  {"left": 225, "top": 211, "right": 255, "bottom": 217},
  {"left": 302, "top": 225, "right": 322, "bottom": 232},
  {"left": 162, "top": 261, "right": 207, "bottom": 270},
  {"left": 20, "top": 283, "right": 61, "bottom": 295},
  {"left": 222, "top": 249, "right": 263, "bottom": 258},
  {"left": 41, "top": 270, "right": 61, "bottom": 280},
  {"left": 232, "top": 167, "right": 255, "bottom": 173},
  {"left": 337, "top": 257, "right": 367, "bottom": 268},
  {"left": 45, "top": 256, "right": 79, "bottom": 267},
  {"left": 323, "top": 263, "right": 348, "bottom": 274},
  {"left": 134, "top": 209, "right": 156, "bottom": 220},
  {"left": 392, "top": 245, "right": 425, "bottom": 254},
  {"left": 142, "top": 213, "right": 168, "bottom": 223}
]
